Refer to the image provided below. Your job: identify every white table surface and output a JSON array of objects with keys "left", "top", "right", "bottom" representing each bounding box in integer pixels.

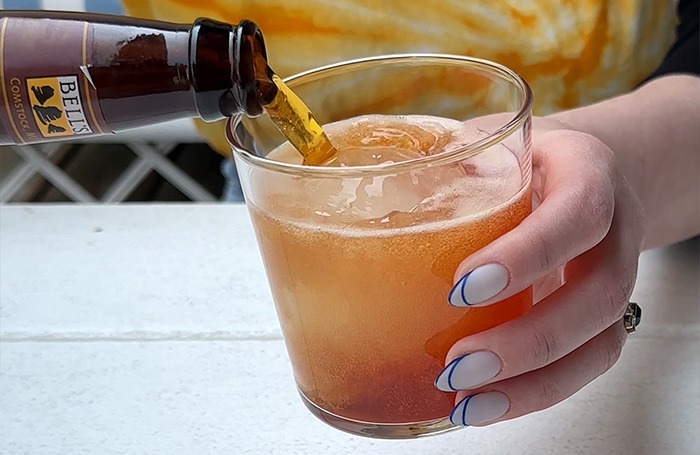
[{"left": 0, "top": 204, "right": 698, "bottom": 455}]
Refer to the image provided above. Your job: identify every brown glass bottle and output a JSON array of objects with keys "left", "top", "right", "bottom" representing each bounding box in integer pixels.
[{"left": 0, "top": 11, "right": 271, "bottom": 145}]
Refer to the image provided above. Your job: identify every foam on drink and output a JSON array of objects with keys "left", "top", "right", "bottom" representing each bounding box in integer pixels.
[{"left": 255, "top": 114, "right": 523, "bottom": 229}]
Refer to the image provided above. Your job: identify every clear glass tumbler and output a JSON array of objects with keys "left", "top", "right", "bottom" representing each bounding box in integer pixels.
[{"left": 227, "top": 55, "right": 533, "bottom": 438}]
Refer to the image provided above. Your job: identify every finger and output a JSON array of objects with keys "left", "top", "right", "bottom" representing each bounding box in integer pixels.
[
  {"left": 448, "top": 130, "right": 617, "bottom": 307},
  {"left": 448, "top": 321, "right": 628, "bottom": 427},
  {"left": 436, "top": 181, "right": 642, "bottom": 391}
]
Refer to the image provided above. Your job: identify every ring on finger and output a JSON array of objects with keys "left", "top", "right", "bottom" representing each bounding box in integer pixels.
[{"left": 623, "top": 302, "right": 642, "bottom": 334}]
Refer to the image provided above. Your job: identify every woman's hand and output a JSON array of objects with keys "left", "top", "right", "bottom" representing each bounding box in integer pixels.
[{"left": 436, "top": 124, "right": 646, "bottom": 426}]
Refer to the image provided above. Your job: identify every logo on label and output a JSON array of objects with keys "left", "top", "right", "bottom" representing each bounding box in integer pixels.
[{"left": 26, "top": 76, "right": 92, "bottom": 138}]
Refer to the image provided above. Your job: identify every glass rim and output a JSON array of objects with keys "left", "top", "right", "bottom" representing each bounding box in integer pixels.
[{"left": 226, "top": 53, "right": 533, "bottom": 177}]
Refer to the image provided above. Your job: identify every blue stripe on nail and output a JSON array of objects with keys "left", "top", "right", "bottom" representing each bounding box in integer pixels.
[
  {"left": 462, "top": 395, "right": 470, "bottom": 426},
  {"left": 449, "top": 395, "right": 473, "bottom": 426},
  {"left": 447, "top": 279, "right": 460, "bottom": 306},
  {"left": 448, "top": 398, "right": 460, "bottom": 424},
  {"left": 448, "top": 273, "right": 472, "bottom": 307},
  {"left": 435, "top": 356, "right": 461, "bottom": 391},
  {"left": 447, "top": 356, "right": 463, "bottom": 391}
]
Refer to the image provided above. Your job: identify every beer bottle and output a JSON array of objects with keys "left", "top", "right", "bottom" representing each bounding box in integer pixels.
[{"left": 0, "top": 11, "right": 271, "bottom": 145}]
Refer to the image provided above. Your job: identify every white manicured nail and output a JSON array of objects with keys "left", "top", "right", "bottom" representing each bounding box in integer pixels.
[
  {"left": 435, "top": 351, "right": 502, "bottom": 391},
  {"left": 449, "top": 391, "right": 510, "bottom": 426},
  {"left": 448, "top": 263, "right": 509, "bottom": 306}
]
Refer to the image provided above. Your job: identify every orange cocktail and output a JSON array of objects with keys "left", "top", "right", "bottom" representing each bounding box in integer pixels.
[{"left": 228, "top": 56, "right": 533, "bottom": 438}]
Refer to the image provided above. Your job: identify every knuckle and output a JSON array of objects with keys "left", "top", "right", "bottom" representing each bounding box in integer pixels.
[
  {"left": 526, "top": 227, "right": 557, "bottom": 272},
  {"left": 558, "top": 130, "right": 617, "bottom": 246},
  {"left": 574, "top": 177, "right": 615, "bottom": 245},
  {"left": 527, "top": 322, "right": 560, "bottom": 367},
  {"left": 569, "top": 130, "right": 617, "bottom": 172},
  {"left": 594, "top": 330, "right": 625, "bottom": 377},
  {"left": 533, "top": 377, "right": 561, "bottom": 410}
]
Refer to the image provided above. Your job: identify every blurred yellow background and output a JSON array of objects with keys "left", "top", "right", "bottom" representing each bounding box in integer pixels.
[{"left": 122, "top": 0, "right": 677, "bottom": 154}]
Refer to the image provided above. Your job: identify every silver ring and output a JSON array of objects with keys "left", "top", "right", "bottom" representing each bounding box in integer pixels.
[{"left": 624, "top": 302, "right": 642, "bottom": 334}]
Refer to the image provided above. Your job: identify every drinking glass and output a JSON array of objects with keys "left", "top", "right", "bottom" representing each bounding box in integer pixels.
[{"left": 227, "top": 54, "right": 533, "bottom": 438}]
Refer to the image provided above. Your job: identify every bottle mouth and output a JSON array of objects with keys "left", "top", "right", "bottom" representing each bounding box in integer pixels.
[{"left": 231, "top": 19, "right": 269, "bottom": 117}]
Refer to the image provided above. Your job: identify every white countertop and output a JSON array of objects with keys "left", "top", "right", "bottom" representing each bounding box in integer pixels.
[{"left": 0, "top": 204, "right": 698, "bottom": 455}]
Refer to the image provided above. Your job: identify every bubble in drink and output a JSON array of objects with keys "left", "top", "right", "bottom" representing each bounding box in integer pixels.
[{"left": 246, "top": 114, "right": 532, "bottom": 424}]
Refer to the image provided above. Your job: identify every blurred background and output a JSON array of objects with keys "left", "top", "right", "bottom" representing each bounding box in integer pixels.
[{"left": 1, "top": 0, "right": 678, "bottom": 204}]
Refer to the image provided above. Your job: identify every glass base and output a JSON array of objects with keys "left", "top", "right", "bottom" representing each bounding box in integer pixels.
[{"left": 298, "top": 389, "right": 462, "bottom": 439}]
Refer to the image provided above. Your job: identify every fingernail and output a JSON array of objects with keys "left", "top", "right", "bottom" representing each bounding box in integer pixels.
[
  {"left": 448, "top": 263, "right": 509, "bottom": 306},
  {"left": 434, "top": 351, "right": 502, "bottom": 391},
  {"left": 449, "top": 391, "right": 510, "bottom": 426}
]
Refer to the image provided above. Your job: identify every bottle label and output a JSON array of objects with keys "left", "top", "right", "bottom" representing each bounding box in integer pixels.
[{"left": 0, "top": 17, "right": 108, "bottom": 144}]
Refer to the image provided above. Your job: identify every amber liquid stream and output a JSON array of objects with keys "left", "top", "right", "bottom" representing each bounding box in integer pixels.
[{"left": 259, "top": 74, "right": 337, "bottom": 165}]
